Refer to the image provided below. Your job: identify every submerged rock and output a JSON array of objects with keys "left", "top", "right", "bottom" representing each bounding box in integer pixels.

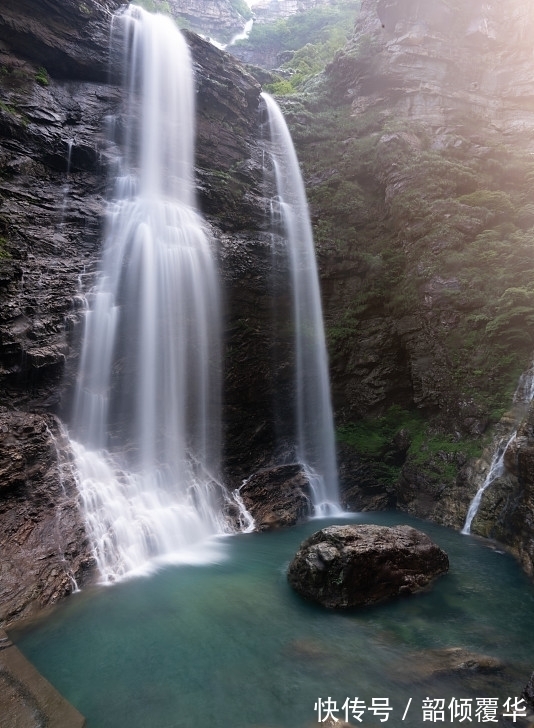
[
  {"left": 287, "top": 524, "right": 448, "bottom": 608},
  {"left": 239, "top": 463, "right": 312, "bottom": 531},
  {"left": 400, "top": 647, "right": 504, "bottom": 682}
]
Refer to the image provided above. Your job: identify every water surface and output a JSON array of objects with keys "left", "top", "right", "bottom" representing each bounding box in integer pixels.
[{"left": 12, "top": 513, "right": 534, "bottom": 727}]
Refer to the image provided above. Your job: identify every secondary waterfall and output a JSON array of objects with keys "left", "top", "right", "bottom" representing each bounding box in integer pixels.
[
  {"left": 70, "top": 6, "right": 230, "bottom": 582},
  {"left": 261, "top": 92, "right": 340, "bottom": 515},
  {"left": 462, "top": 362, "right": 534, "bottom": 535}
]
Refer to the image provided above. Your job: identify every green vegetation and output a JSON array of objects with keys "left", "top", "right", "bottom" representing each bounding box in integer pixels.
[
  {"left": 0, "top": 99, "right": 28, "bottom": 127},
  {"left": 338, "top": 406, "right": 482, "bottom": 487},
  {"left": 234, "top": 1, "right": 360, "bottom": 92},
  {"left": 282, "top": 81, "right": 534, "bottom": 422},
  {"left": 0, "top": 236, "right": 12, "bottom": 260},
  {"left": 35, "top": 67, "right": 49, "bottom": 86}
]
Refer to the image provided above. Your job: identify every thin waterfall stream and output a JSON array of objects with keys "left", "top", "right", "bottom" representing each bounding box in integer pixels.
[
  {"left": 462, "top": 363, "right": 534, "bottom": 535},
  {"left": 261, "top": 92, "right": 340, "bottom": 515},
  {"left": 69, "top": 6, "right": 234, "bottom": 582}
]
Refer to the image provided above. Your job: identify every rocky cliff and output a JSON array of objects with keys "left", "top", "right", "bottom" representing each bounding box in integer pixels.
[
  {"left": 280, "top": 0, "right": 534, "bottom": 568},
  {"left": 252, "top": 0, "right": 332, "bottom": 24},
  {"left": 167, "top": 0, "right": 250, "bottom": 44}
]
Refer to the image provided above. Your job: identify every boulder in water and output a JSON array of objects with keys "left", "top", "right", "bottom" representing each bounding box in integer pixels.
[
  {"left": 287, "top": 524, "right": 449, "bottom": 608},
  {"left": 239, "top": 464, "right": 312, "bottom": 531}
]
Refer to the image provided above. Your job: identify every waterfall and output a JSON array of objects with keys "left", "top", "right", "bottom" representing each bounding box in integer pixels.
[
  {"left": 70, "top": 5, "right": 231, "bottom": 582},
  {"left": 261, "top": 92, "right": 340, "bottom": 515},
  {"left": 461, "top": 432, "right": 516, "bottom": 535},
  {"left": 462, "top": 363, "right": 534, "bottom": 535}
]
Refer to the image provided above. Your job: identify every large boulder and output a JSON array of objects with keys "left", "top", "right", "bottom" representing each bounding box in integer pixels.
[{"left": 287, "top": 524, "right": 448, "bottom": 608}]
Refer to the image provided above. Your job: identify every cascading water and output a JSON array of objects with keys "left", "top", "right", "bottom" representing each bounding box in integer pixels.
[
  {"left": 461, "top": 432, "right": 516, "bottom": 535},
  {"left": 462, "top": 362, "right": 534, "bottom": 535},
  {"left": 70, "top": 5, "right": 231, "bottom": 582},
  {"left": 261, "top": 92, "right": 340, "bottom": 515}
]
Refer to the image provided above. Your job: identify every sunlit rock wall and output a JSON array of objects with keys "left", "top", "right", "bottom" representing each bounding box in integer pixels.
[
  {"left": 345, "top": 0, "right": 534, "bottom": 145},
  {"left": 168, "top": 0, "right": 247, "bottom": 43}
]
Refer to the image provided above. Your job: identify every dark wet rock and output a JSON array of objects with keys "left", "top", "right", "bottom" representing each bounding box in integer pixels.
[
  {"left": 0, "top": 412, "right": 93, "bottom": 628},
  {"left": 185, "top": 31, "right": 265, "bottom": 232},
  {"left": 0, "top": 0, "right": 123, "bottom": 82},
  {"left": 287, "top": 524, "right": 448, "bottom": 608},
  {"left": 337, "top": 443, "right": 395, "bottom": 512},
  {"left": 239, "top": 463, "right": 312, "bottom": 531},
  {"left": 479, "top": 402, "right": 534, "bottom": 577},
  {"left": 387, "top": 646, "right": 528, "bottom": 711}
]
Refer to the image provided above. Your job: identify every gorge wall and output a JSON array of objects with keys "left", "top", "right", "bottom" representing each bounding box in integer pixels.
[
  {"left": 165, "top": 0, "right": 249, "bottom": 44},
  {"left": 279, "top": 0, "right": 534, "bottom": 570}
]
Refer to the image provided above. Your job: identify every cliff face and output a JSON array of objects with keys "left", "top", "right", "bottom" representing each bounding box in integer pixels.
[
  {"left": 284, "top": 0, "right": 534, "bottom": 568},
  {"left": 168, "top": 0, "right": 248, "bottom": 44},
  {"left": 345, "top": 0, "right": 534, "bottom": 142},
  {"left": 252, "top": 0, "right": 331, "bottom": 23}
]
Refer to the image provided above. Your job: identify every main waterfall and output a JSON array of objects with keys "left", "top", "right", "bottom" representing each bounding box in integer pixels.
[
  {"left": 70, "top": 6, "right": 230, "bottom": 581},
  {"left": 261, "top": 92, "right": 340, "bottom": 515}
]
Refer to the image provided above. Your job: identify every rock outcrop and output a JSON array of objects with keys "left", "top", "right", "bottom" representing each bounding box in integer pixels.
[
  {"left": 399, "top": 647, "right": 504, "bottom": 681},
  {"left": 478, "top": 401, "right": 534, "bottom": 576},
  {"left": 287, "top": 524, "right": 449, "bottom": 607},
  {"left": 522, "top": 671, "right": 534, "bottom": 711},
  {"left": 168, "top": 0, "right": 249, "bottom": 45},
  {"left": 0, "top": 0, "right": 122, "bottom": 81},
  {"left": 239, "top": 464, "right": 312, "bottom": 530},
  {"left": 252, "top": 0, "right": 332, "bottom": 24},
  {"left": 0, "top": 412, "right": 93, "bottom": 627}
]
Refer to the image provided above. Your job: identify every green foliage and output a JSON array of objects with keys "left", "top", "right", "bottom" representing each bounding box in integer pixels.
[
  {"left": 458, "top": 190, "right": 515, "bottom": 219},
  {"left": 274, "top": 18, "right": 534, "bottom": 440},
  {"left": 0, "top": 236, "right": 12, "bottom": 260},
  {"left": 0, "top": 100, "right": 17, "bottom": 116},
  {"left": 338, "top": 406, "right": 482, "bottom": 487},
  {"left": 338, "top": 406, "right": 421, "bottom": 458},
  {"left": 35, "top": 67, "right": 49, "bottom": 86},
  {"left": 239, "top": 1, "right": 360, "bottom": 91},
  {"left": 265, "top": 79, "right": 294, "bottom": 95}
]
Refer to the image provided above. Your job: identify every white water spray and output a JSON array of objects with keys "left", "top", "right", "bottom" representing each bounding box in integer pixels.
[
  {"left": 70, "top": 6, "right": 230, "bottom": 582},
  {"left": 261, "top": 92, "right": 340, "bottom": 516}
]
